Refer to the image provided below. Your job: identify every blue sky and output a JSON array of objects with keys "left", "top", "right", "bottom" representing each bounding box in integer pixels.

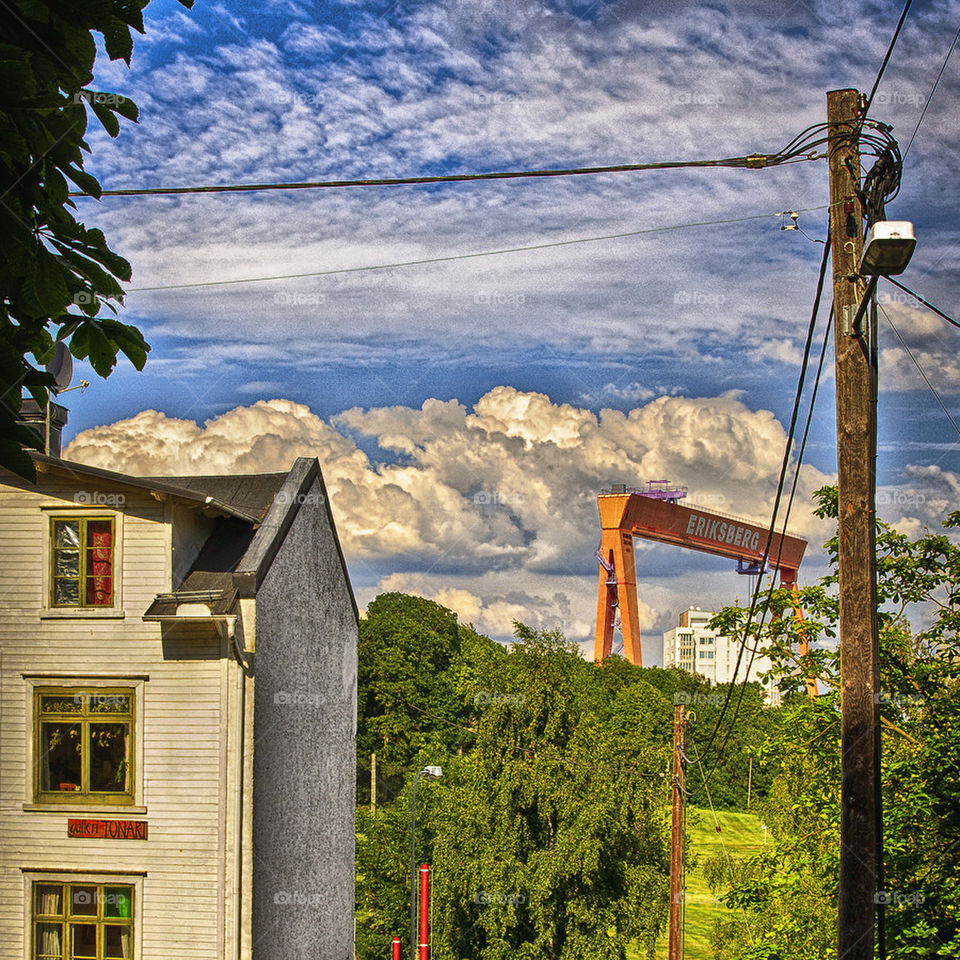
[{"left": 60, "top": 0, "right": 960, "bottom": 658}]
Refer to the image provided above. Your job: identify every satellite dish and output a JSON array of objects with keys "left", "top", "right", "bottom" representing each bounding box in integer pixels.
[{"left": 46, "top": 341, "right": 73, "bottom": 393}]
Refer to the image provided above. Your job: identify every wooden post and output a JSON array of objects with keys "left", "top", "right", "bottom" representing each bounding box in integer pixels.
[
  {"left": 668, "top": 705, "right": 686, "bottom": 960},
  {"left": 827, "top": 87, "right": 880, "bottom": 960}
]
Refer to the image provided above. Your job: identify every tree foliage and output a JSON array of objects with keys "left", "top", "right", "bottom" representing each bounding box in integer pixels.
[
  {"left": 706, "top": 490, "right": 960, "bottom": 958},
  {"left": 355, "top": 593, "right": 793, "bottom": 959},
  {"left": 0, "top": 0, "right": 192, "bottom": 478},
  {"left": 357, "top": 623, "right": 672, "bottom": 960},
  {"left": 357, "top": 592, "right": 501, "bottom": 797}
]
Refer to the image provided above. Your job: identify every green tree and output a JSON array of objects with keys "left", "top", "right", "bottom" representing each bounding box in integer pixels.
[
  {"left": 357, "top": 593, "right": 500, "bottom": 801},
  {"left": 683, "top": 681, "right": 784, "bottom": 812},
  {"left": 0, "top": 0, "right": 192, "bottom": 479},
  {"left": 706, "top": 491, "right": 960, "bottom": 958},
  {"left": 357, "top": 623, "right": 672, "bottom": 960},
  {"left": 628, "top": 662, "right": 786, "bottom": 811}
]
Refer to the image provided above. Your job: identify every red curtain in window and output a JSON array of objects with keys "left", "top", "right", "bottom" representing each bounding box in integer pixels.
[{"left": 86, "top": 522, "right": 113, "bottom": 605}]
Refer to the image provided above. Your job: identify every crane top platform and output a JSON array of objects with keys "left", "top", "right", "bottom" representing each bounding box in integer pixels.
[{"left": 597, "top": 490, "right": 807, "bottom": 574}]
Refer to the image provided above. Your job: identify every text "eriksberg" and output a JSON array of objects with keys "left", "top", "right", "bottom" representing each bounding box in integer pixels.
[{"left": 685, "top": 513, "right": 761, "bottom": 551}]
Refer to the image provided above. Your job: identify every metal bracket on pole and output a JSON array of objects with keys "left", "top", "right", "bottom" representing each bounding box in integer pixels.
[{"left": 841, "top": 274, "right": 879, "bottom": 337}]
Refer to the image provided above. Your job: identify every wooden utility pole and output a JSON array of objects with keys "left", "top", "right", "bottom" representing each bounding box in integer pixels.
[
  {"left": 668, "top": 705, "right": 686, "bottom": 960},
  {"left": 827, "top": 87, "right": 880, "bottom": 960}
]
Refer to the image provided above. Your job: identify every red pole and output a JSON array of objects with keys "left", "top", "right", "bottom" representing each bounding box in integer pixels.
[
  {"left": 392, "top": 936, "right": 401, "bottom": 960},
  {"left": 418, "top": 864, "right": 429, "bottom": 960}
]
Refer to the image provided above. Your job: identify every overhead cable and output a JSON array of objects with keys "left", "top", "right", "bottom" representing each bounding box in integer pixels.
[
  {"left": 878, "top": 303, "right": 960, "bottom": 440},
  {"left": 712, "top": 300, "right": 835, "bottom": 767},
  {"left": 861, "top": 0, "right": 916, "bottom": 120},
  {"left": 697, "top": 223, "right": 833, "bottom": 769},
  {"left": 884, "top": 277, "right": 960, "bottom": 330},
  {"left": 68, "top": 128, "right": 836, "bottom": 199},
  {"left": 124, "top": 205, "right": 832, "bottom": 293},
  {"left": 902, "top": 22, "right": 960, "bottom": 160}
]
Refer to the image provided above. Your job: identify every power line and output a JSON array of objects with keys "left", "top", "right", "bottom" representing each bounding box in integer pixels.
[
  {"left": 711, "top": 301, "right": 835, "bottom": 766},
  {"left": 902, "top": 22, "right": 960, "bottom": 161},
  {"left": 878, "top": 302, "right": 960, "bottom": 440},
  {"left": 68, "top": 147, "right": 825, "bottom": 199},
  {"left": 697, "top": 224, "right": 833, "bottom": 769},
  {"left": 701, "top": 1, "right": 919, "bottom": 773},
  {"left": 883, "top": 276, "right": 960, "bottom": 330},
  {"left": 861, "top": 0, "right": 916, "bottom": 120},
  {"left": 125, "top": 205, "right": 832, "bottom": 293}
]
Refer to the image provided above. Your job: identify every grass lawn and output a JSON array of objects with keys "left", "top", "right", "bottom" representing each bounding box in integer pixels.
[{"left": 629, "top": 807, "right": 767, "bottom": 960}]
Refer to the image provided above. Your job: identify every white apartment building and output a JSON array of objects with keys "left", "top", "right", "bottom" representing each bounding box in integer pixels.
[{"left": 663, "top": 607, "right": 779, "bottom": 703}]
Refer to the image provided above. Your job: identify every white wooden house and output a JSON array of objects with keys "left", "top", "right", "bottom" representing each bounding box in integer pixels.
[{"left": 0, "top": 452, "right": 358, "bottom": 960}]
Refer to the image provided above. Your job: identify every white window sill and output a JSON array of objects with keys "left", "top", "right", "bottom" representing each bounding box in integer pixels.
[
  {"left": 40, "top": 609, "right": 126, "bottom": 620},
  {"left": 22, "top": 804, "right": 146, "bottom": 815}
]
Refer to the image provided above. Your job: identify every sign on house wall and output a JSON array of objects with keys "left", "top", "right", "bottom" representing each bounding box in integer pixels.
[{"left": 67, "top": 819, "right": 148, "bottom": 840}]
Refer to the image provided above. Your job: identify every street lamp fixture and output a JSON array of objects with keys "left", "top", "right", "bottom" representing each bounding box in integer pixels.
[
  {"left": 842, "top": 220, "right": 916, "bottom": 337},
  {"left": 411, "top": 766, "right": 442, "bottom": 960},
  {"left": 859, "top": 221, "right": 916, "bottom": 277}
]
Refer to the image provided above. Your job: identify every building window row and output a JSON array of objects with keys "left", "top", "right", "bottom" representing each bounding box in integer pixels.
[{"left": 27, "top": 685, "right": 145, "bottom": 958}]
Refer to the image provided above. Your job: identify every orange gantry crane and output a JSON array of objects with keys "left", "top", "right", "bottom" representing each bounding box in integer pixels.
[{"left": 594, "top": 481, "right": 809, "bottom": 671}]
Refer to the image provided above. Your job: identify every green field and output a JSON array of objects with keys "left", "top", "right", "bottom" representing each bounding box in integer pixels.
[{"left": 631, "top": 807, "right": 767, "bottom": 960}]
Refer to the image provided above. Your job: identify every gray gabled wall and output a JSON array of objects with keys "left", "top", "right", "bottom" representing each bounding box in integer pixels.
[{"left": 251, "top": 473, "right": 357, "bottom": 960}]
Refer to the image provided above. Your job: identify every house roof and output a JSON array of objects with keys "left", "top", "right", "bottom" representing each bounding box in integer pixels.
[
  {"left": 7, "top": 453, "right": 357, "bottom": 627},
  {"left": 143, "top": 517, "right": 255, "bottom": 619},
  {"left": 25, "top": 454, "right": 266, "bottom": 523},
  {"left": 142, "top": 473, "right": 287, "bottom": 523}
]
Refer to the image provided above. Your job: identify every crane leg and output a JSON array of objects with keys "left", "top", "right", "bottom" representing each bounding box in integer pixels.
[
  {"left": 613, "top": 529, "right": 643, "bottom": 666},
  {"left": 594, "top": 528, "right": 642, "bottom": 665},
  {"left": 594, "top": 542, "right": 617, "bottom": 663},
  {"left": 782, "top": 576, "right": 817, "bottom": 699}
]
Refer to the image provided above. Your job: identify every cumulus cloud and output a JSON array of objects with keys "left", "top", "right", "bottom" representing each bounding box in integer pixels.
[
  {"left": 64, "top": 387, "right": 849, "bottom": 647},
  {"left": 65, "top": 399, "right": 359, "bottom": 478},
  {"left": 876, "top": 464, "right": 960, "bottom": 538}
]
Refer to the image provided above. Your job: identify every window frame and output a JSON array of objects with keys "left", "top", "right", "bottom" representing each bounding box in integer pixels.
[
  {"left": 24, "top": 679, "right": 145, "bottom": 812},
  {"left": 23, "top": 872, "right": 143, "bottom": 960},
  {"left": 50, "top": 515, "right": 115, "bottom": 609},
  {"left": 40, "top": 508, "right": 124, "bottom": 619}
]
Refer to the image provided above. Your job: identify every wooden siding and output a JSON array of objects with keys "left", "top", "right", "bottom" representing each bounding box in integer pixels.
[{"left": 0, "top": 478, "right": 242, "bottom": 960}]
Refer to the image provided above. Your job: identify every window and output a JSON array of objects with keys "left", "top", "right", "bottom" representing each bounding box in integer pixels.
[
  {"left": 35, "top": 689, "right": 134, "bottom": 804},
  {"left": 51, "top": 517, "right": 114, "bottom": 607},
  {"left": 33, "top": 881, "right": 133, "bottom": 959}
]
